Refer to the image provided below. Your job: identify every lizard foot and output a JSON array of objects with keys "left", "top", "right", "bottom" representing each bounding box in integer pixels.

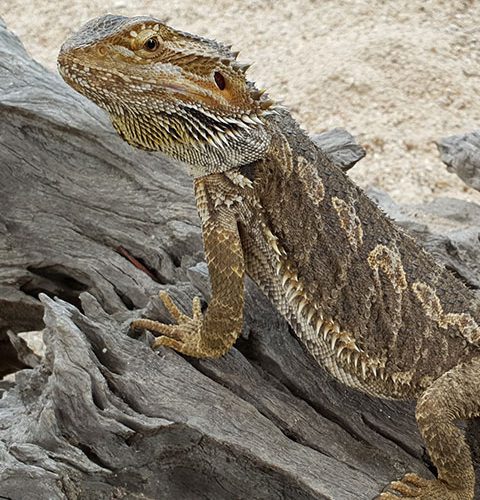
[
  {"left": 131, "top": 291, "right": 209, "bottom": 357},
  {"left": 378, "top": 473, "right": 473, "bottom": 500}
]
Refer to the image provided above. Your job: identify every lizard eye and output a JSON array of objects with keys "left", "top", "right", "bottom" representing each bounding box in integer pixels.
[
  {"left": 214, "top": 71, "right": 226, "bottom": 90},
  {"left": 143, "top": 37, "right": 159, "bottom": 51}
]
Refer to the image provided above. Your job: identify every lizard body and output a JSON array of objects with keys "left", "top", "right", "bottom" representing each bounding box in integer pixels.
[{"left": 58, "top": 15, "right": 480, "bottom": 499}]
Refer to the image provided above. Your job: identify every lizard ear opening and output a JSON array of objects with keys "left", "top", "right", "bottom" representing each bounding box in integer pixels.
[{"left": 214, "top": 71, "right": 226, "bottom": 90}]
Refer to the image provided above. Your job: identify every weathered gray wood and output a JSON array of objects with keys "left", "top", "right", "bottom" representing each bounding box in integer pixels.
[
  {"left": 437, "top": 131, "right": 480, "bottom": 192},
  {"left": 312, "top": 128, "right": 366, "bottom": 171},
  {"left": 1, "top": 17, "right": 479, "bottom": 500}
]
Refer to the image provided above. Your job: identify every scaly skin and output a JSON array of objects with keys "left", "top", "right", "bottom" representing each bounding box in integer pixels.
[{"left": 58, "top": 15, "right": 480, "bottom": 499}]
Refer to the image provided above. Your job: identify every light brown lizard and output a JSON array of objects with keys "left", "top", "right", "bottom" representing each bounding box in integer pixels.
[{"left": 58, "top": 14, "right": 480, "bottom": 499}]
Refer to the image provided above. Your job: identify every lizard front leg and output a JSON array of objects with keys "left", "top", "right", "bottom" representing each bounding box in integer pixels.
[
  {"left": 379, "top": 356, "right": 479, "bottom": 500},
  {"left": 132, "top": 176, "right": 245, "bottom": 359}
]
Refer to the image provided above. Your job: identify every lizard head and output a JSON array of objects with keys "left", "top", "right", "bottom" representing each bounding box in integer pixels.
[{"left": 58, "top": 14, "right": 273, "bottom": 175}]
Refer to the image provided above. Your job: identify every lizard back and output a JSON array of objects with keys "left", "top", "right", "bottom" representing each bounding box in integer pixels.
[{"left": 240, "top": 109, "right": 480, "bottom": 399}]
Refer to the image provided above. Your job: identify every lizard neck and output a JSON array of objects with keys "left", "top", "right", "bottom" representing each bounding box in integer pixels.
[{"left": 182, "top": 122, "right": 272, "bottom": 178}]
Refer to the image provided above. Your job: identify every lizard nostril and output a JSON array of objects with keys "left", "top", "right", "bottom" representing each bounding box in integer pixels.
[{"left": 214, "top": 71, "right": 226, "bottom": 90}]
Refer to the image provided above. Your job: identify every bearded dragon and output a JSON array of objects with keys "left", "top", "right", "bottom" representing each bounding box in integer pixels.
[{"left": 58, "top": 14, "right": 480, "bottom": 500}]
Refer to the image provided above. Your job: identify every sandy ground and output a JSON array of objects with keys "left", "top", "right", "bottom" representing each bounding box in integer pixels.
[{"left": 3, "top": 0, "right": 480, "bottom": 204}]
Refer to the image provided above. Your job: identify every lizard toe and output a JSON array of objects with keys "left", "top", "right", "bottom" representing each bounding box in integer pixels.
[{"left": 379, "top": 473, "right": 473, "bottom": 500}]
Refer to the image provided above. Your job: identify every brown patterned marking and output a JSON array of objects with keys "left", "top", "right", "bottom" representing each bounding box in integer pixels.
[
  {"left": 412, "top": 281, "right": 480, "bottom": 343},
  {"left": 297, "top": 156, "right": 325, "bottom": 205},
  {"left": 331, "top": 196, "right": 363, "bottom": 251},
  {"left": 269, "top": 132, "right": 294, "bottom": 175},
  {"left": 368, "top": 244, "right": 407, "bottom": 293}
]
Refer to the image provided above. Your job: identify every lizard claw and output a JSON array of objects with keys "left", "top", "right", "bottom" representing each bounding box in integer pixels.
[
  {"left": 377, "top": 473, "right": 471, "bottom": 500},
  {"left": 159, "top": 291, "right": 202, "bottom": 323},
  {"left": 131, "top": 292, "right": 206, "bottom": 356}
]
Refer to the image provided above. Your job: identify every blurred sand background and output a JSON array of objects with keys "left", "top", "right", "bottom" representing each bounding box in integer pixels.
[{"left": 3, "top": 0, "right": 480, "bottom": 204}]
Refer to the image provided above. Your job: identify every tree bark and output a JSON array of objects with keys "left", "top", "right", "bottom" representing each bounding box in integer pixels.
[{"left": 1, "top": 18, "right": 479, "bottom": 500}]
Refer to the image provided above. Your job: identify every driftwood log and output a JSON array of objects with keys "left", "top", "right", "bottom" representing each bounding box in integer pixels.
[{"left": 1, "top": 18, "right": 480, "bottom": 499}]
